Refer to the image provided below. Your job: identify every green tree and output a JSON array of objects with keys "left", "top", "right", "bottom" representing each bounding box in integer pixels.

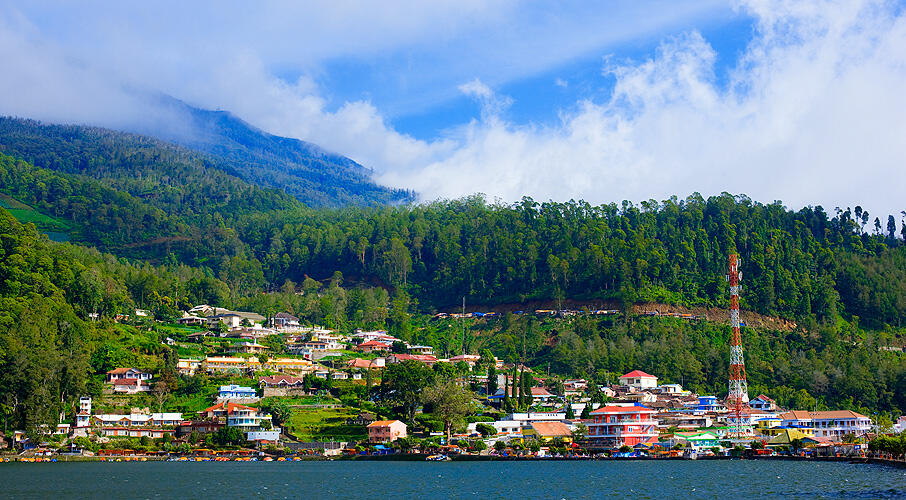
[
  {"left": 421, "top": 380, "right": 474, "bottom": 442},
  {"left": 379, "top": 360, "right": 435, "bottom": 423},
  {"left": 476, "top": 423, "right": 497, "bottom": 437}
]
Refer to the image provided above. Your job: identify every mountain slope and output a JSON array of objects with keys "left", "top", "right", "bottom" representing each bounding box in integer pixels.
[
  {"left": 130, "top": 96, "right": 414, "bottom": 207},
  {"left": 0, "top": 117, "right": 300, "bottom": 221}
]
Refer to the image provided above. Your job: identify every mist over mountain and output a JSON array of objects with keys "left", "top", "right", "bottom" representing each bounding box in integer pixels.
[
  {"left": 124, "top": 96, "right": 414, "bottom": 207},
  {"left": 0, "top": 99, "right": 414, "bottom": 209}
]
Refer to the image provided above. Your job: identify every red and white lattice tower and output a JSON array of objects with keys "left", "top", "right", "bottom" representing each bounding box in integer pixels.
[{"left": 727, "top": 253, "right": 750, "bottom": 438}]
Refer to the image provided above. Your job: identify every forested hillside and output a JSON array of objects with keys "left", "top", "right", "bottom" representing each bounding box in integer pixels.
[
  {"left": 2, "top": 126, "right": 906, "bottom": 430},
  {"left": 133, "top": 97, "right": 415, "bottom": 207},
  {"left": 230, "top": 194, "right": 906, "bottom": 329},
  {"left": 0, "top": 115, "right": 412, "bottom": 209},
  {"left": 2, "top": 139, "right": 905, "bottom": 330}
]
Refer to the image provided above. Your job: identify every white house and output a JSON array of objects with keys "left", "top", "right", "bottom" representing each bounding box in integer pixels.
[
  {"left": 619, "top": 370, "right": 658, "bottom": 390},
  {"left": 76, "top": 397, "right": 92, "bottom": 428},
  {"left": 218, "top": 384, "right": 258, "bottom": 400}
]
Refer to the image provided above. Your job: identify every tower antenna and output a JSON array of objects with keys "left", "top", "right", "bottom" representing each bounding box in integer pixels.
[{"left": 727, "top": 253, "right": 750, "bottom": 438}]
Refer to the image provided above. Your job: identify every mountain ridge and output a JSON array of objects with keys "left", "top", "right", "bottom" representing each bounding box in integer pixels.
[{"left": 127, "top": 95, "right": 414, "bottom": 207}]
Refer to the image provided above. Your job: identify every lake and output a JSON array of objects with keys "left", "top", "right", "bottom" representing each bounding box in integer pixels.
[{"left": 2, "top": 459, "right": 905, "bottom": 499}]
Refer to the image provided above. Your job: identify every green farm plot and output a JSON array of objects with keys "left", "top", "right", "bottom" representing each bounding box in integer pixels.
[{"left": 0, "top": 193, "right": 71, "bottom": 234}]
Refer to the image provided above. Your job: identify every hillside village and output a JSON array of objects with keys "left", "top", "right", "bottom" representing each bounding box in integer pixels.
[{"left": 0, "top": 303, "right": 892, "bottom": 460}]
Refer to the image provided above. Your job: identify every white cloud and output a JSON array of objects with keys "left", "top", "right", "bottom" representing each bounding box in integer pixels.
[
  {"left": 379, "top": 0, "right": 906, "bottom": 218},
  {"left": 0, "top": 0, "right": 904, "bottom": 218}
]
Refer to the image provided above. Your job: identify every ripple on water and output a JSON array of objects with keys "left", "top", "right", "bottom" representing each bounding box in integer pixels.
[{"left": 0, "top": 459, "right": 904, "bottom": 499}]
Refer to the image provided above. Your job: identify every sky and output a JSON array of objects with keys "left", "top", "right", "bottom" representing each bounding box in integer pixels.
[{"left": 1, "top": 0, "right": 905, "bottom": 219}]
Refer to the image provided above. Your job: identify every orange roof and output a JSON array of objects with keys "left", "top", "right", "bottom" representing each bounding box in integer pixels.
[
  {"left": 620, "top": 370, "right": 656, "bottom": 379},
  {"left": 367, "top": 420, "right": 404, "bottom": 427},
  {"left": 528, "top": 421, "right": 572, "bottom": 437},
  {"left": 347, "top": 358, "right": 380, "bottom": 368},
  {"left": 530, "top": 387, "right": 554, "bottom": 397},
  {"left": 107, "top": 367, "right": 147, "bottom": 374}
]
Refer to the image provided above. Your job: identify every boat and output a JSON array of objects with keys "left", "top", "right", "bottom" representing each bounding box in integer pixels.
[{"left": 426, "top": 454, "right": 451, "bottom": 461}]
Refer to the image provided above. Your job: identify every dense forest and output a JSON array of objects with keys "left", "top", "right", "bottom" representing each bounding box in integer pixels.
[
  {"left": 127, "top": 97, "right": 415, "bottom": 207},
  {"left": 4, "top": 142, "right": 906, "bottom": 330},
  {"left": 0, "top": 116, "right": 412, "bottom": 210},
  {"left": 2, "top": 125, "right": 906, "bottom": 434}
]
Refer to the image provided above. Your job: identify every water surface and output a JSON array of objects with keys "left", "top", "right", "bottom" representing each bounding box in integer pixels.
[{"left": 2, "top": 459, "right": 905, "bottom": 499}]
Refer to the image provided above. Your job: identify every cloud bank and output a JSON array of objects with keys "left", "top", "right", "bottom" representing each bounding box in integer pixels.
[
  {"left": 379, "top": 0, "right": 906, "bottom": 218},
  {"left": 0, "top": 0, "right": 904, "bottom": 217}
]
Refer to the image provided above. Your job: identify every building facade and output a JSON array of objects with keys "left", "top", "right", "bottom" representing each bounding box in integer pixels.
[
  {"left": 587, "top": 405, "right": 658, "bottom": 448},
  {"left": 779, "top": 410, "right": 871, "bottom": 439},
  {"left": 367, "top": 420, "right": 408, "bottom": 442},
  {"left": 618, "top": 370, "right": 658, "bottom": 389}
]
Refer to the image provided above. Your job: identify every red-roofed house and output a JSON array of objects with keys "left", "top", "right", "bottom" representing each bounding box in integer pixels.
[
  {"left": 618, "top": 370, "right": 658, "bottom": 389},
  {"left": 357, "top": 341, "right": 391, "bottom": 353},
  {"left": 201, "top": 402, "right": 273, "bottom": 432},
  {"left": 106, "top": 367, "right": 151, "bottom": 382},
  {"left": 588, "top": 405, "right": 658, "bottom": 448}
]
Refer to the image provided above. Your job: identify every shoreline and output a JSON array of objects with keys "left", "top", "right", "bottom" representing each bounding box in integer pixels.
[{"left": 3, "top": 454, "right": 905, "bottom": 468}]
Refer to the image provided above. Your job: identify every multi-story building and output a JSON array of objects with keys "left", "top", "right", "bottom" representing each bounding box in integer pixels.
[
  {"left": 218, "top": 384, "right": 257, "bottom": 400},
  {"left": 367, "top": 420, "right": 408, "bottom": 442},
  {"left": 201, "top": 402, "right": 274, "bottom": 437},
  {"left": 93, "top": 412, "right": 185, "bottom": 428},
  {"left": 76, "top": 397, "right": 92, "bottom": 428},
  {"left": 202, "top": 356, "right": 313, "bottom": 374},
  {"left": 779, "top": 410, "right": 872, "bottom": 439},
  {"left": 177, "top": 358, "right": 202, "bottom": 376},
  {"left": 749, "top": 394, "right": 778, "bottom": 411},
  {"left": 587, "top": 405, "right": 658, "bottom": 448},
  {"left": 106, "top": 368, "right": 153, "bottom": 393}
]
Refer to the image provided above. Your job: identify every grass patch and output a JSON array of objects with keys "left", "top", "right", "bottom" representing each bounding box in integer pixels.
[
  {"left": 0, "top": 193, "right": 71, "bottom": 232},
  {"left": 286, "top": 405, "right": 367, "bottom": 443}
]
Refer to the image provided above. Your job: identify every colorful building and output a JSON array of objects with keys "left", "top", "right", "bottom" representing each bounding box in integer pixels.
[
  {"left": 779, "top": 410, "right": 871, "bottom": 439},
  {"left": 587, "top": 405, "right": 658, "bottom": 448},
  {"left": 367, "top": 420, "right": 408, "bottom": 442}
]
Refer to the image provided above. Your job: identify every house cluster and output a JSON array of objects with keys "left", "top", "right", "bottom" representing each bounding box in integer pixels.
[
  {"left": 469, "top": 369, "right": 873, "bottom": 455},
  {"left": 64, "top": 368, "right": 280, "bottom": 445},
  {"left": 177, "top": 356, "right": 314, "bottom": 376},
  {"left": 177, "top": 304, "right": 268, "bottom": 331},
  {"left": 432, "top": 309, "right": 624, "bottom": 320}
]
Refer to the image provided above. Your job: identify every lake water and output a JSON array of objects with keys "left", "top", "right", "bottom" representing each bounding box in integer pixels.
[{"left": 2, "top": 459, "right": 905, "bottom": 499}]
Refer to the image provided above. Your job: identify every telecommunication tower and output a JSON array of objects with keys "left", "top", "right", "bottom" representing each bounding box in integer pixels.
[{"left": 727, "top": 253, "right": 750, "bottom": 437}]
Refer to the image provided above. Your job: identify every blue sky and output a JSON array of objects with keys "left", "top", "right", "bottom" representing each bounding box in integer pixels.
[
  {"left": 0, "top": 1, "right": 905, "bottom": 217},
  {"left": 298, "top": 5, "right": 755, "bottom": 141}
]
